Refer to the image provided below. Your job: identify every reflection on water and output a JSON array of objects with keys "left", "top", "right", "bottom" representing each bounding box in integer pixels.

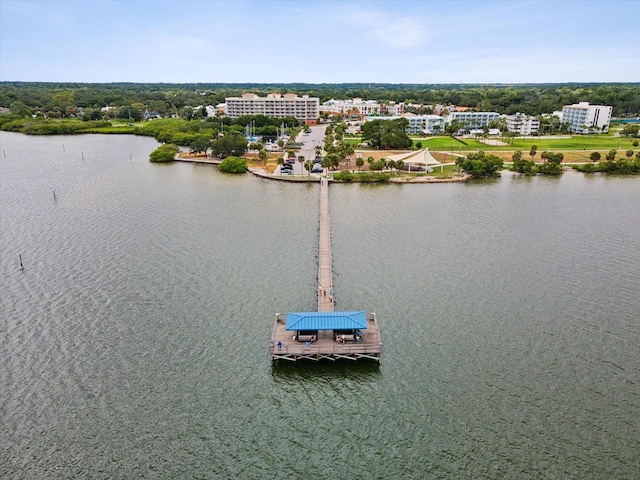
[{"left": 272, "top": 360, "right": 382, "bottom": 381}]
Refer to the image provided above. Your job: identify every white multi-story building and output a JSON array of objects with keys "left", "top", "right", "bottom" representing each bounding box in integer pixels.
[
  {"left": 386, "top": 101, "right": 405, "bottom": 116},
  {"left": 319, "top": 98, "right": 381, "bottom": 116},
  {"left": 505, "top": 113, "right": 540, "bottom": 135},
  {"left": 561, "top": 102, "right": 612, "bottom": 133},
  {"left": 225, "top": 93, "right": 319, "bottom": 123},
  {"left": 444, "top": 111, "right": 500, "bottom": 129},
  {"left": 371, "top": 114, "right": 445, "bottom": 135}
]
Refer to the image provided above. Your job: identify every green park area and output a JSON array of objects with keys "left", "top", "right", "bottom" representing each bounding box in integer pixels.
[{"left": 346, "top": 133, "right": 636, "bottom": 154}]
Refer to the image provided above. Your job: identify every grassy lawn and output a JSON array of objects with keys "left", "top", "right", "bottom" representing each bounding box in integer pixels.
[
  {"left": 505, "top": 135, "right": 634, "bottom": 150},
  {"left": 349, "top": 134, "right": 637, "bottom": 153}
]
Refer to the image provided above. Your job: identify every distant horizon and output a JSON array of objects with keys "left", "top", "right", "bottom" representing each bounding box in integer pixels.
[
  {"left": 2, "top": 81, "right": 639, "bottom": 87},
  {"left": 1, "top": 0, "right": 639, "bottom": 84}
]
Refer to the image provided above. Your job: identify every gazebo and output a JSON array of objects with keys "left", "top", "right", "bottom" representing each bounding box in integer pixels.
[{"left": 386, "top": 148, "right": 442, "bottom": 172}]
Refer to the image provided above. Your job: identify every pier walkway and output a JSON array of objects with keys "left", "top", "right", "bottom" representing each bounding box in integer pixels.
[
  {"left": 270, "top": 178, "right": 382, "bottom": 362},
  {"left": 317, "top": 178, "right": 333, "bottom": 311}
]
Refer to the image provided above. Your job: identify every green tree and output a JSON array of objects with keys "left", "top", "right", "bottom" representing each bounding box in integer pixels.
[
  {"left": 369, "top": 159, "right": 385, "bottom": 171},
  {"left": 605, "top": 149, "right": 617, "bottom": 161},
  {"left": 455, "top": 151, "right": 503, "bottom": 177},
  {"left": 537, "top": 151, "right": 564, "bottom": 175},
  {"left": 621, "top": 124, "right": 639, "bottom": 137},
  {"left": 626, "top": 149, "right": 634, "bottom": 159},
  {"left": 10, "top": 100, "right": 32, "bottom": 117},
  {"left": 211, "top": 132, "right": 247, "bottom": 157},
  {"left": 355, "top": 157, "right": 364, "bottom": 171},
  {"left": 190, "top": 137, "right": 211, "bottom": 155},
  {"left": 512, "top": 149, "right": 534, "bottom": 173},
  {"left": 590, "top": 151, "right": 601, "bottom": 163},
  {"left": 149, "top": 143, "right": 178, "bottom": 162},
  {"left": 529, "top": 145, "right": 538, "bottom": 162},
  {"left": 218, "top": 156, "right": 247, "bottom": 173},
  {"left": 361, "top": 118, "right": 411, "bottom": 149},
  {"left": 304, "top": 160, "right": 313, "bottom": 176},
  {"left": 258, "top": 148, "right": 269, "bottom": 166}
]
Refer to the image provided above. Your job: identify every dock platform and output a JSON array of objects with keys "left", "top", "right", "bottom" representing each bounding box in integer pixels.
[{"left": 270, "top": 313, "right": 381, "bottom": 362}]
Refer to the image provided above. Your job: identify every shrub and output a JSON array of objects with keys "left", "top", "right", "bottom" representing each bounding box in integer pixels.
[
  {"left": 218, "top": 156, "right": 247, "bottom": 174},
  {"left": 149, "top": 143, "right": 178, "bottom": 162},
  {"left": 333, "top": 171, "right": 391, "bottom": 183}
]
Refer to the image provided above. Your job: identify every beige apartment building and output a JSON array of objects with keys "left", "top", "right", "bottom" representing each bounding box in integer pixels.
[{"left": 225, "top": 93, "right": 320, "bottom": 124}]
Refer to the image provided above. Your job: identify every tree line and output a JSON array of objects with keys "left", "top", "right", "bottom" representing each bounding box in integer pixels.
[{"left": 1, "top": 82, "right": 639, "bottom": 118}]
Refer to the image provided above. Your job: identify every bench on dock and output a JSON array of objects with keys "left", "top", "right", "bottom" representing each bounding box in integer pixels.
[
  {"left": 336, "top": 334, "right": 357, "bottom": 343},
  {"left": 295, "top": 334, "right": 317, "bottom": 342}
]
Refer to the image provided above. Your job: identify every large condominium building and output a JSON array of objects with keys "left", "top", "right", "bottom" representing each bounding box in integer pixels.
[
  {"left": 561, "top": 102, "right": 612, "bottom": 134},
  {"left": 225, "top": 93, "right": 320, "bottom": 123},
  {"left": 445, "top": 111, "right": 500, "bottom": 129},
  {"left": 505, "top": 113, "right": 540, "bottom": 135},
  {"left": 319, "top": 98, "right": 381, "bottom": 116}
]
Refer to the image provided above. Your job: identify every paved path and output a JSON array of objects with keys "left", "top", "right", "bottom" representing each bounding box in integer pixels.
[{"left": 317, "top": 177, "right": 333, "bottom": 312}]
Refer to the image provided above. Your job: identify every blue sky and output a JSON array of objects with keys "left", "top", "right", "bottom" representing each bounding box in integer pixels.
[{"left": 1, "top": 0, "right": 639, "bottom": 83}]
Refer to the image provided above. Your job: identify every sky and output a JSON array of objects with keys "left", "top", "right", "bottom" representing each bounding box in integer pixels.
[{"left": 1, "top": 0, "right": 639, "bottom": 84}]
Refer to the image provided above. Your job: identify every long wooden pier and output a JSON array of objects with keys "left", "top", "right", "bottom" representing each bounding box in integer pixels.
[
  {"left": 317, "top": 178, "right": 333, "bottom": 312},
  {"left": 270, "top": 178, "right": 381, "bottom": 362}
]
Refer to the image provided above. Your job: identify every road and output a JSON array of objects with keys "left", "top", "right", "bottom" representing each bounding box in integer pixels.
[{"left": 277, "top": 124, "right": 327, "bottom": 175}]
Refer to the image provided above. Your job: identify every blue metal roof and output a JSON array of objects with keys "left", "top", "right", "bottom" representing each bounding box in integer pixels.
[{"left": 286, "top": 311, "right": 367, "bottom": 331}]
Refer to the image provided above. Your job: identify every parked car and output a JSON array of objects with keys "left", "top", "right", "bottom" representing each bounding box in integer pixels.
[{"left": 312, "top": 165, "right": 323, "bottom": 173}]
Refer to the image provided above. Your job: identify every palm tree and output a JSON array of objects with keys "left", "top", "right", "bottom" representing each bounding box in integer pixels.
[
  {"left": 304, "top": 160, "right": 313, "bottom": 176},
  {"left": 277, "top": 156, "right": 284, "bottom": 175},
  {"left": 258, "top": 148, "right": 269, "bottom": 167},
  {"left": 297, "top": 155, "right": 305, "bottom": 175}
]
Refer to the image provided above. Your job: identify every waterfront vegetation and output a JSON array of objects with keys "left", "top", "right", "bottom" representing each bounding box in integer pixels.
[
  {"left": 332, "top": 171, "right": 392, "bottom": 183},
  {"left": 149, "top": 143, "right": 179, "bottom": 162},
  {"left": 455, "top": 151, "right": 503, "bottom": 178},
  {"left": 218, "top": 156, "right": 247, "bottom": 174}
]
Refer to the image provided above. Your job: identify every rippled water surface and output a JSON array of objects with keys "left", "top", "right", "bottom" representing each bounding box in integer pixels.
[{"left": 1, "top": 132, "right": 639, "bottom": 479}]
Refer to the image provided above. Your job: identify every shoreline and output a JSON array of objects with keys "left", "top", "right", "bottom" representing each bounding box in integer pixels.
[{"left": 175, "top": 153, "right": 470, "bottom": 183}]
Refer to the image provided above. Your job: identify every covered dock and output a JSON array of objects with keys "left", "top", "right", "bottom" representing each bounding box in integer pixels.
[{"left": 270, "top": 311, "right": 381, "bottom": 362}]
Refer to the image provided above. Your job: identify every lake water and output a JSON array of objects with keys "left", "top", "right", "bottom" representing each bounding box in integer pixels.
[{"left": 1, "top": 132, "right": 639, "bottom": 479}]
